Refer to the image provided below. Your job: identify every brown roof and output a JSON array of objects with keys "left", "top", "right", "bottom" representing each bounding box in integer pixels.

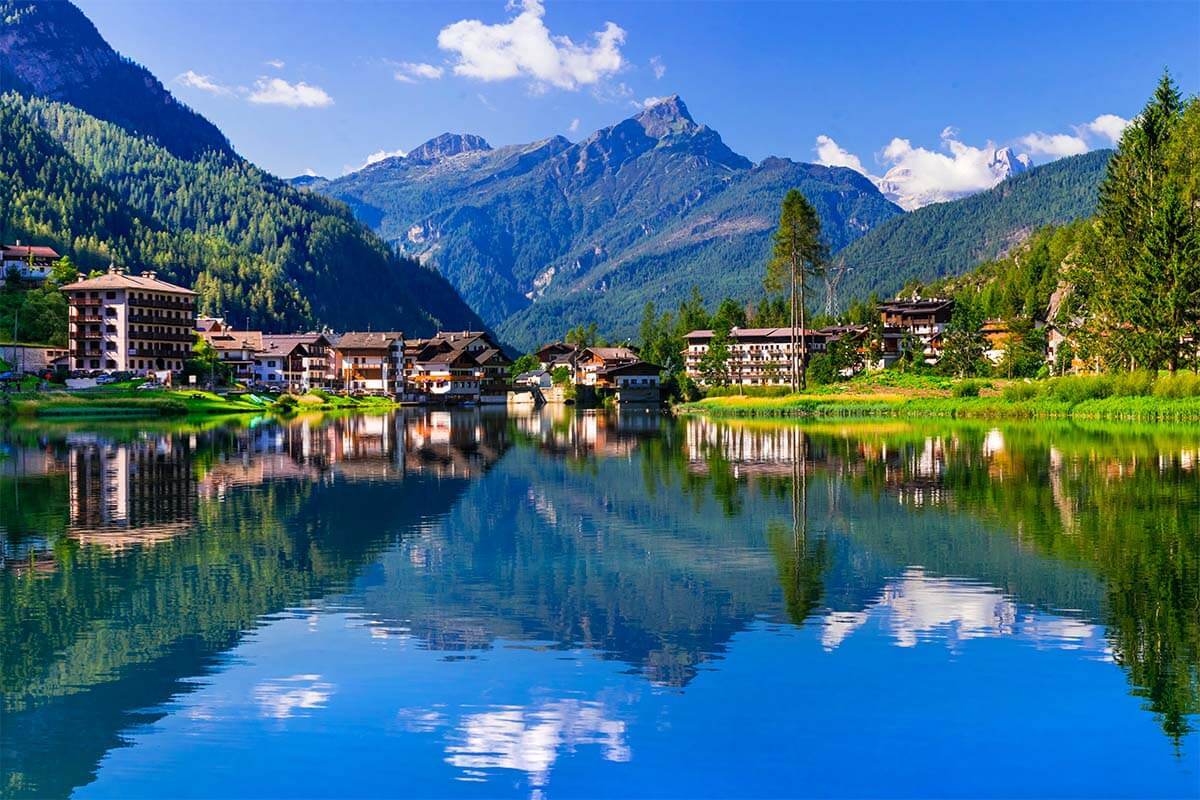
[
  {"left": 60, "top": 271, "right": 196, "bottom": 296},
  {"left": 684, "top": 327, "right": 826, "bottom": 341},
  {"left": 2, "top": 244, "right": 59, "bottom": 259},
  {"left": 335, "top": 331, "right": 404, "bottom": 351},
  {"left": 202, "top": 330, "right": 263, "bottom": 351},
  {"left": 601, "top": 360, "right": 662, "bottom": 377},
  {"left": 581, "top": 346, "right": 639, "bottom": 362}
]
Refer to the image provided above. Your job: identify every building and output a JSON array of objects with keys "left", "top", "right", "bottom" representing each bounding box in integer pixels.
[
  {"left": 256, "top": 334, "right": 334, "bottom": 392},
  {"left": 682, "top": 328, "right": 828, "bottom": 386},
  {"left": 60, "top": 267, "right": 197, "bottom": 374},
  {"left": 1, "top": 242, "right": 59, "bottom": 285},
  {"left": 575, "top": 346, "right": 641, "bottom": 386},
  {"left": 535, "top": 342, "right": 579, "bottom": 371},
  {"left": 199, "top": 329, "right": 262, "bottom": 383},
  {"left": 601, "top": 360, "right": 662, "bottom": 403},
  {"left": 404, "top": 331, "right": 511, "bottom": 399},
  {"left": 334, "top": 332, "right": 405, "bottom": 394},
  {"left": 981, "top": 319, "right": 1012, "bottom": 365},
  {"left": 878, "top": 299, "right": 954, "bottom": 365},
  {"left": 0, "top": 343, "right": 69, "bottom": 375}
]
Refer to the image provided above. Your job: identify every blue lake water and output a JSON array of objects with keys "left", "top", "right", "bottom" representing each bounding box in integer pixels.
[{"left": 1, "top": 409, "right": 1197, "bottom": 798}]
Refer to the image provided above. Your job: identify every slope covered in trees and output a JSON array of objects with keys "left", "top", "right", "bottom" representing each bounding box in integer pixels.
[
  {"left": 0, "top": 92, "right": 482, "bottom": 335},
  {"left": 837, "top": 150, "right": 1111, "bottom": 301}
]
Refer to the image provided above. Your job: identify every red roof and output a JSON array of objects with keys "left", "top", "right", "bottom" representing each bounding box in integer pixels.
[{"left": 2, "top": 244, "right": 59, "bottom": 259}]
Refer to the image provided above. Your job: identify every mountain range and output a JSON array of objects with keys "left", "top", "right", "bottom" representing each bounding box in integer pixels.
[
  {"left": 2, "top": 0, "right": 1111, "bottom": 352},
  {"left": 307, "top": 97, "right": 1107, "bottom": 350},
  {"left": 0, "top": 0, "right": 482, "bottom": 336}
]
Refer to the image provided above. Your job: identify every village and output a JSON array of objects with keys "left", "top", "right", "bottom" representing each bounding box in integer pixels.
[{"left": 1, "top": 242, "right": 1048, "bottom": 406}]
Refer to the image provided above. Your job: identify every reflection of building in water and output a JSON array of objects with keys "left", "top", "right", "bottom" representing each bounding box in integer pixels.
[
  {"left": 511, "top": 408, "right": 659, "bottom": 460},
  {"left": 66, "top": 435, "right": 195, "bottom": 548},
  {"left": 401, "top": 410, "right": 508, "bottom": 479}
]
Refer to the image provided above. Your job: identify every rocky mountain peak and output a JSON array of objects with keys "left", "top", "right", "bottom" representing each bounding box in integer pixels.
[
  {"left": 989, "top": 146, "right": 1033, "bottom": 179},
  {"left": 633, "top": 95, "right": 696, "bottom": 138},
  {"left": 407, "top": 133, "right": 492, "bottom": 162}
]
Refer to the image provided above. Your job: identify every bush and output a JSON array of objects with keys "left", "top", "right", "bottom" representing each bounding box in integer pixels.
[
  {"left": 1002, "top": 382, "right": 1038, "bottom": 402},
  {"left": 952, "top": 380, "right": 982, "bottom": 398},
  {"left": 1112, "top": 370, "right": 1156, "bottom": 397},
  {"left": 704, "top": 384, "right": 792, "bottom": 398},
  {"left": 807, "top": 354, "right": 837, "bottom": 386},
  {"left": 1042, "top": 374, "right": 1113, "bottom": 403},
  {"left": 1153, "top": 371, "right": 1200, "bottom": 398}
]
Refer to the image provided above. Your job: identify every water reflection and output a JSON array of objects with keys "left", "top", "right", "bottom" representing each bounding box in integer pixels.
[{"left": 0, "top": 410, "right": 1196, "bottom": 797}]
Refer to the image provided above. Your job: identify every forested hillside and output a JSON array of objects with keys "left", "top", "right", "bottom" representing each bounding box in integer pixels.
[
  {"left": 0, "top": 0, "right": 482, "bottom": 336},
  {"left": 838, "top": 150, "right": 1111, "bottom": 300},
  {"left": 1, "top": 94, "right": 483, "bottom": 334}
]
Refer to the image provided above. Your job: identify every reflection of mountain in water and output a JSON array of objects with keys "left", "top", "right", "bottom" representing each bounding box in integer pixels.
[{"left": 0, "top": 412, "right": 1196, "bottom": 796}]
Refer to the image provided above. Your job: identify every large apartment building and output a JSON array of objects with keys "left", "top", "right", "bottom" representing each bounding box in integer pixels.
[
  {"left": 61, "top": 267, "right": 197, "bottom": 374},
  {"left": 877, "top": 299, "right": 954, "bottom": 364},
  {"left": 683, "top": 327, "right": 829, "bottom": 386}
]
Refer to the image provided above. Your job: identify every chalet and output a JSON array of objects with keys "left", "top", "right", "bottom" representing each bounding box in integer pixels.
[
  {"left": 333, "top": 332, "right": 404, "bottom": 394},
  {"left": 682, "top": 328, "right": 828, "bottom": 386},
  {"left": 575, "top": 346, "right": 640, "bottom": 386},
  {"left": 601, "top": 360, "right": 663, "bottom": 403},
  {"left": 878, "top": 298, "right": 954, "bottom": 365},
  {"left": 1, "top": 242, "right": 59, "bottom": 284},
  {"left": 404, "top": 330, "right": 511, "bottom": 399},
  {"left": 253, "top": 334, "right": 334, "bottom": 391},
  {"left": 200, "top": 330, "right": 263, "bottom": 383},
  {"left": 535, "top": 342, "right": 579, "bottom": 371}
]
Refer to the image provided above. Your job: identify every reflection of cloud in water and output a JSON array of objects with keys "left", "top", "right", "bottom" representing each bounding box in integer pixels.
[
  {"left": 397, "top": 699, "right": 629, "bottom": 790},
  {"left": 253, "top": 674, "right": 335, "bottom": 719},
  {"left": 821, "top": 568, "right": 1109, "bottom": 657}
]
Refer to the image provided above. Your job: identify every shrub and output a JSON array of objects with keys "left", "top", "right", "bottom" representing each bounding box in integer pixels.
[
  {"left": 952, "top": 380, "right": 982, "bottom": 398},
  {"left": 1153, "top": 371, "right": 1200, "bottom": 398},
  {"left": 1112, "top": 370, "right": 1156, "bottom": 397},
  {"left": 807, "top": 354, "right": 837, "bottom": 386},
  {"left": 1042, "top": 374, "right": 1113, "bottom": 404},
  {"left": 1002, "top": 382, "right": 1038, "bottom": 402}
]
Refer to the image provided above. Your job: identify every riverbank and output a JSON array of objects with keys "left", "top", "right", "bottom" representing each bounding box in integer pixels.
[
  {"left": 2, "top": 386, "right": 401, "bottom": 419},
  {"left": 679, "top": 373, "right": 1200, "bottom": 422}
]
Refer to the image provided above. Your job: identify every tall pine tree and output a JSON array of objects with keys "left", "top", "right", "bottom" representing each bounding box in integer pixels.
[{"left": 766, "top": 190, "right": 827, "bottom": 391}]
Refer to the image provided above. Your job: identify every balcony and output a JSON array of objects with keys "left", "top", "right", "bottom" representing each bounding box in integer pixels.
[
  {"left": 129, "top": 297, "right": 195, "bottom": 311},
  {"left": 72, "top": 297, "right": 102, "bottom": 307}
]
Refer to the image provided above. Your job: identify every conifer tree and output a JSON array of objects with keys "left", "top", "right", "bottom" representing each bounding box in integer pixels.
[{"left": 766, "top": 190, "right": 826, "bottom": 391}]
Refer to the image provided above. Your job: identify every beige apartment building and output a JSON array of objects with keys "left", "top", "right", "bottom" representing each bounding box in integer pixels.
[{"left": 61, "top": 267, "right": 197, "bottom": 374}]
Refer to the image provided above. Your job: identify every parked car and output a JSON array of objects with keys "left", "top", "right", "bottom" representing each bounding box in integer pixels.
[
  {"left": 135, "top": 381, "right": 163, "bottom": 391},
  {"left": 95, "top": 374, "right": 117, "bottom": 385}
]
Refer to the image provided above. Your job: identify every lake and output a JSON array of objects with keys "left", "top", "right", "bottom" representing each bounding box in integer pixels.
[{"left": 1, "top": 409, "right": 1197, "bottom": 799}]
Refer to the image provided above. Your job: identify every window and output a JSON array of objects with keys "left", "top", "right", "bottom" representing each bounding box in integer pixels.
[
  {"left": 106, "top": 359, "right": 116, "bottom": 369},
  {"left": 105, "top": 342, "right": 116, "bottom": 351},
  {"left": 106, "top": 325, "right": 116, "bottom": 334},
  {"left": 90, "top": 359, "right": 100, "bottom": 369},
  {"left": 105, "top": 291, "right": 116, "bottom": 299}
]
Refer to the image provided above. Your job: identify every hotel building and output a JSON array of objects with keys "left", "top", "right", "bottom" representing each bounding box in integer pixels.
[{"left": 61, "top": 267, "right": 197, "bottom": 374}]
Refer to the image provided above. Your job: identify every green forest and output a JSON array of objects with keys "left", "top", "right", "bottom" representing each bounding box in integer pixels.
[{"left": 0, "top": 93, "right": 481, "bottom": 339}]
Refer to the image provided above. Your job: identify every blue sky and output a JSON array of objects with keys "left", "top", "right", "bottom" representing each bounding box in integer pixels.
[{"left": 77, "top": 0, "right": 1199, "bottom": 188}]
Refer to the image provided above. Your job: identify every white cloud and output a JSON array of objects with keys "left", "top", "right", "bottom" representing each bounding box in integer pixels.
[
  {"left": 591, "top": 81, "right": 634, "bottom": 105},
  {"left": 265, "top": 59, "right": 285, "bottom": 69},
  {"left": 365, "top": 148, "right": 406, "bottom": 165},
  {"left": 477, "top": 93, "right": 497, "bottom": 111},
  {"left": 633, "top": 95, "right": 669, "bottom": 110},
  {"left": 394, "top": 61, "right": 445, "bottom": 83},
  {"left": 568, "top": 117, "right": 580, "bottom": 133},
  {"left": 1078, "top": 113, "right": 1130, "bottom": 145},
  {"left": 175, "top": 70, "right": 232, "bottom": 96},
  {"left": 437, "top": 0, "right": 626, "bottom": 91},
  {"left": 247, "top": 77, "right": 334, "bottom": 108},
  {"left": 1019, "top": 131, "right": 1089, "bottom": 158},
  {"left": 303, "top": 167, "right": 319, "bottom": 177},
  {"left": 813, "top": 134, "right": 868, "bottom": 175},
  {"left": 650, "top": 55, "right": 666, "bottom": 80}
]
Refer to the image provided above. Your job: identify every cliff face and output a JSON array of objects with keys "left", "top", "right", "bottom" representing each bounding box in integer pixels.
[{"left": 0, "top": 0, "right": 233, "bottom": 160}]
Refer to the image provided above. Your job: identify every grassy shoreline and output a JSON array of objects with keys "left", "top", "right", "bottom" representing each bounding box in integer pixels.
[
  {"left": 679, "top": 374, "right": 1200, "bottom": 423},
  {"left": 2, "top": 387, "right": 402, "bottom": 419}
]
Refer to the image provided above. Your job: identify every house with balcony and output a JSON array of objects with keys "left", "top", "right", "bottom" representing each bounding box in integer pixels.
[
  {"left": 877, "top": 298, "right": 954, "bottom": 365},
  {"left": 1, "top": 242, "right": 59, "bottom": 285},
  {"left": 404, "top": 330, "right": 511, "bottom": 400},
  {"left": 333, "top": 332, "right": 405, "bottom": 394},
  {"left": 60, "top": 266, "right": 197, "bottom": 374},
  {"left": 200, "top": 329, "right": 263, "bottom": 383},
  {"left": 256, "top": 333, "right": 336, "bottom": 392}
]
